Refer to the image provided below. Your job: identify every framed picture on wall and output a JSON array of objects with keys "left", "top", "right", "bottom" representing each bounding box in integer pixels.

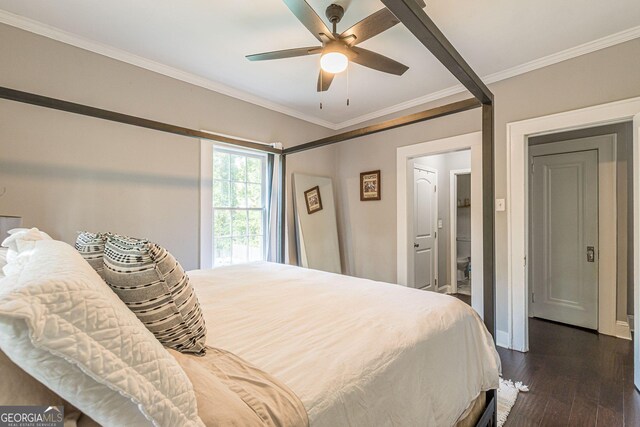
[
  {"left": 304, "top": 186, "right": 323, "bottom": 214},
  {"left": 360, "top": 170, "right": 381, "bottom": 201}
]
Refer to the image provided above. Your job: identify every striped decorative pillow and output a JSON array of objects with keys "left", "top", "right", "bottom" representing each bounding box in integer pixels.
[
  {"left": 103, "top": 235, "right": 207, "bottom": 355},
  {"left": 75, "top": 231, "right": 109, "bottom": 279}
]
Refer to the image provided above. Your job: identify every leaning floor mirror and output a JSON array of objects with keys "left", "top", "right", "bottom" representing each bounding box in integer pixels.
[{"left": 292, "top": 174, "right": 342, "bottom": 274}]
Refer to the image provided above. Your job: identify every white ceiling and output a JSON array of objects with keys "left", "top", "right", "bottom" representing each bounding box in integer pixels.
[{"left": 1, "top": 0, "right": 639, "bottom": 129}]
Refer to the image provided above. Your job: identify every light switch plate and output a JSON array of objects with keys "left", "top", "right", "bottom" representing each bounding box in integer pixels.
[
  {"left": 438, "top": 219, "right": 443, "bottom": 229},
  {"left": 495, "top": 198, "right": 506, "bottom": 212}
]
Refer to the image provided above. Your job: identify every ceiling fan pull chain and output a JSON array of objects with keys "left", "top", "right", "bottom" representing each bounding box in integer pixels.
[
  {"left": 347, "top": 63, "right": 350, "bottom": 107},
  {"left": 320, "top": 67, "right": 323, "bottom": 109}
]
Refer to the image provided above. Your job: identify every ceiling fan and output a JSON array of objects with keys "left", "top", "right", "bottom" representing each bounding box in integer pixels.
[{"left": 246, "top": 0, "right": 425, "bottom": 92}]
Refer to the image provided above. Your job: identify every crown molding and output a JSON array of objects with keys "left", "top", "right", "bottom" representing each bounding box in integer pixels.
[
  {"left": 1, "top": 9, "right": 639, "bottom": 131},
  {"left": 0, "top": 10, "right": 338, "bottom": 130},
  {"left": 334, "top": 25, "right": 640, "bottom": 129}
]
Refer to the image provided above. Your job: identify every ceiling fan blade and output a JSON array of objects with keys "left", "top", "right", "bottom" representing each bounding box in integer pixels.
[
  {"left": 283, "top": 0, "right": 334, "bottom": 43},
  {"left": 350, "top": 47, "right": 409, "bottom": 75},
  {"left": 317, "top": 70, "right": 335, "bottom": 92},
  {"left": 340, "top": 8, "right": 400, "bottom": 45},
  {"left": 246, "top": 46, "right": 322, "bottom": 61}
]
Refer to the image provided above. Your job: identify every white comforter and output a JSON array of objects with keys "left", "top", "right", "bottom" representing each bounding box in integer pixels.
[{"left": 189, "top": 262, "right": 500, "bottom": 427}]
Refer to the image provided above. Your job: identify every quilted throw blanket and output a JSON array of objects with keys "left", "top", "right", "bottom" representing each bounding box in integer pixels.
[{"left": 169, "top": 346, "right": 309, "bottom": 427}]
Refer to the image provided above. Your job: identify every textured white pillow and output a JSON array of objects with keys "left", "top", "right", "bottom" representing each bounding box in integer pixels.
[
  {"left": 0, "top": 240, "right": 204, "bottom": 427},
  {"left": 7, "top": 227, "right": 46, "bottom": 235},
  {"left": 1, "top": 228, "right": 53, "bottom": 277},
  {"left": 1, "top": 227, "right": 52, "bottom": 253}
]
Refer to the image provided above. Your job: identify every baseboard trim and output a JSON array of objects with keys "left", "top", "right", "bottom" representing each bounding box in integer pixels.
[
  {"left": 496, "top": 330, "right": 510, "bottom": 349},
  {"left": 615, "top": 320, "right": 632, "bottom": 340},
  {"left": 439, "top": 284, "right": 452, "bottom": 294}
]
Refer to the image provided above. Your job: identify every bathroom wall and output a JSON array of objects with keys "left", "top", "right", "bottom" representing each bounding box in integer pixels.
[{"left": 456, "top": 173, "right": 472, "bottom": 261}]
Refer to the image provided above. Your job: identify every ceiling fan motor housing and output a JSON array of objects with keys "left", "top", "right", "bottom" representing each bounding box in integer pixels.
[{"left": 326, "top": 4, "right": 345, "bottom": 25}]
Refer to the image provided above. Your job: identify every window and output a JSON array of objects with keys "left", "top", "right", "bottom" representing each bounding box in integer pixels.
[{"left": 212, "top": 147, "right": 268, "bottom": 266}]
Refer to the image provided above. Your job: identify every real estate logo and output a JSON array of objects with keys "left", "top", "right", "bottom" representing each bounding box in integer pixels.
[{"left": 0, "top": 406, "right": 64, "bottom": 427}]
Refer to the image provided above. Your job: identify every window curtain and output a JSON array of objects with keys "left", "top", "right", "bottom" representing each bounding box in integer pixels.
[{"left": 266, "top": 154, "right": 283, "bottom": 262}]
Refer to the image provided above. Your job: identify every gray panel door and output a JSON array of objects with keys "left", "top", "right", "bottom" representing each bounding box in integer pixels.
[{"left": 531, "top": 150, "right": 598, "bottom": 329}]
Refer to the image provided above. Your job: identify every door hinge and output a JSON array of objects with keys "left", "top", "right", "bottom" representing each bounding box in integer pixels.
[
  {"left": 434, "top": 185, "right": 437, "bottom": 192},
  {"left": 435, "top": 278, "right": 438, "bottom": 287},
  {"left": 434, "top": 231, "right": 437, "bottom": 239},
  {"left": 531, "top": 161, "right": 535, "bottom": 174},
  {"left": 524, "top": 256, "right": 527, "bottom": 267},
  {"left": 532, "top": 292, "right": 535, "bottom": 303}
]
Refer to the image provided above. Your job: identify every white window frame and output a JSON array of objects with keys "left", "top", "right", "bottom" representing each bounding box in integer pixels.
[{"left": 200, "top": 140, "right": 268, "bottom": 269}]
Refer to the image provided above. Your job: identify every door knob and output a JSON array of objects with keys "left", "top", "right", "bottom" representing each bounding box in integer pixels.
[{"left": 414, "top": 243, "right": 419, "bottom": 248}]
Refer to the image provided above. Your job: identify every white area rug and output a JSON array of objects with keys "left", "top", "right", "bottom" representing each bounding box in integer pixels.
[{"left": 497, "top": 378, "right": 529, "bottom": 427}]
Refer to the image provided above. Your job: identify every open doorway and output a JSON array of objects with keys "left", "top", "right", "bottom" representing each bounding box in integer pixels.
[
  {"left": 526, "top": 124, "right": 632, "bottom": 335},
  {"left": 506, "top": 98, "right": 640, "bottom": 354},
  {"left": 451, "top": 170, "right": 472, "bottom": 297},
  {"left": 397, "top": 132, "right": 483, "bottom": 316}
]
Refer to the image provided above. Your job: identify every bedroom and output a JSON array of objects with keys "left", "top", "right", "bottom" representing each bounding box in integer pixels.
[{"left": 1, "top": 0, "right": 639, "bottom": 426}]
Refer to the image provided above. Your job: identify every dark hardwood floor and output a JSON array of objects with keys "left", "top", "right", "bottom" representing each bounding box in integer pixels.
[
  {"left": 499, "top": 318, "right": 639, "bottom": 426},
  {"left": 451, "top": 293, "right": 471, "bottom": 305},
  {"left": 450, "top": 292, "right": 639, "bottom": 425}
]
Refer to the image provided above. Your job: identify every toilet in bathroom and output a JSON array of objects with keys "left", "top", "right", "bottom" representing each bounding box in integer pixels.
[{"left": 456, "top": 257, "right": 470, "bottom": 281}]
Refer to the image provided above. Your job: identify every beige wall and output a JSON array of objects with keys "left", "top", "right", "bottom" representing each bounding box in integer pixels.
[
  {"left": 0, "top": 24, "right": 334, "bottom": 270},
  {"left": 331, "top": 38, "right": 640, "bottom": 335},
  {"left": 2, "top": 22, "right": 640, "bottom": 336}
]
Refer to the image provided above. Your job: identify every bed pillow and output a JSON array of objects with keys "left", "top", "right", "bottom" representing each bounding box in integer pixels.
[
  {"left": 103, "top": 235, "right": 207, "bottom": 355},
  {"left": 0, "top": 240, "right": 204, "bottom": 427},
  {"left": 75, "top": 231, "right": 110, "bottom": 279},
  {"left": 1, "top": 227, "right": 52, "bottom": 252},
  {"left": 1, "top": 228, "right": 52, "bottom": 277},
  {"left": 7, "top": 227, "right": 51, "bottom": 236}
]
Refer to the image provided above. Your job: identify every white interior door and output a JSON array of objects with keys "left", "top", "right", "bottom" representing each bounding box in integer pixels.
[
  {"left": 530, "top": 150, "right": 599, "bottom": 329},
  {"left": 413, "top": 166, "right": 438, "bottom": 290}
]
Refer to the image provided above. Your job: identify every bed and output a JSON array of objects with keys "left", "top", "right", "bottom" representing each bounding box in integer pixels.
[
  {"left": 189, "top": 262, "right": 500, "bottom": 426},
  {"left": 0, "top": 236, "right": 499, "bottom": 426}
]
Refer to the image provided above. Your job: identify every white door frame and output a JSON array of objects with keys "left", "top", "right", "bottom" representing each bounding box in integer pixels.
[
  {"left": 397, "top": 132, "right": 484, "bottom": 317},
  {"left": 410, "top": 164, "right": 439, "bottom": 290},
  {"left": 633, "top": 112, "right": 640, "bottom": 390},
  {"left": 528, "top": 137, "right": 616, "bottom": 331},
  {"left": 450, "top": 169, "right": 472, "bottom": 295},
  {"left": 507, "top": 97, "right": 640, "bottom": 352}
]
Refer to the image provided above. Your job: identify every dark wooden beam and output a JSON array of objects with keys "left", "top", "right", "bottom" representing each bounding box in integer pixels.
[
  {"left": 0, "top": 86, "right": 282, "bottom": 154},
  {"left": 482, "top": 102, "right": 496, "bottom": 338},
  {"left": 381, "top": 0, "right": 493, "bottom": 104},
  {"left": 284, "top": 98, "right": 480, "bottom": 155}
]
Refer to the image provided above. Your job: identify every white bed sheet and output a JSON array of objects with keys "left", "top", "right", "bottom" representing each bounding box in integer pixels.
[{"left": 189, "top": 262, "right": 500, "bottom": 427}]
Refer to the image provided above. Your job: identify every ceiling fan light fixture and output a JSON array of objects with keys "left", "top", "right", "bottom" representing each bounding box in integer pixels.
[{"left": 320, "top": 51, "right": 348, "bottom": 74}]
